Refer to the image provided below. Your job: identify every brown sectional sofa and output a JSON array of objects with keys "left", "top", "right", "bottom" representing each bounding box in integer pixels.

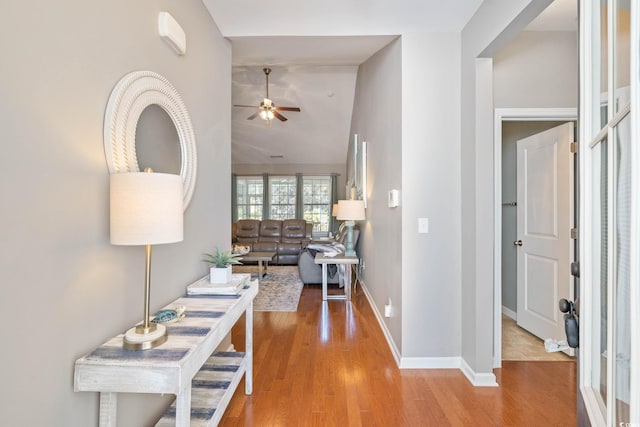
[{"left": 232, "top": 219, "right": 312, "bottom": 265}]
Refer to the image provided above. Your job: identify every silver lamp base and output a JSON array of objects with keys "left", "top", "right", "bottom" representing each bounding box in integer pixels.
[
  {"left": 123, "top": 323, "right": 167, "bottom": 350},
  {"left": 344, "top": 220, "right": 356, "bottom": 257}
]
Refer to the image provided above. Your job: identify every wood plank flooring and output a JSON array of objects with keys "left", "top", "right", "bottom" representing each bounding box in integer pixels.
[
  {"left": 221, "top": 284, "right": 577, "bottom": 426},
  {"left": 502, "top": 315, "right": 573, "bottom": 361}
]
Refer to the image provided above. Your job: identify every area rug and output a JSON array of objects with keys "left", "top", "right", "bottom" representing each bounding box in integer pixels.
[{"left": 232, "top": 265, "right": 303, "bottom": 312}]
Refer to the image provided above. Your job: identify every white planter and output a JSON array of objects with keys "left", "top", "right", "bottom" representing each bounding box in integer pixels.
[{"left": 210, "top": 266, "right": 232, "bottom": 284}]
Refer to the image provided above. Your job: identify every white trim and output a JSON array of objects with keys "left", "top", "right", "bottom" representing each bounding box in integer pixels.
[
  {"left": 493, "top": 108, "right": 577, "bottom": 369},
  {"left": 581, "top": 386, "right": 606, "bottom": 427},
  {"left": 360, "top": 281, "right": 495, "bottom": 386},
  {"left": 358, "top": 281, "right": 401, "bottom": 366},
  {"left": 399, "top": 357, "right": 461, "bottom": 369},
  {"left": 460, "top": 358, "right": 498, "bottom": 387},
  {"left": 630, "top": 1, "right": 640, "bottom": 424},
  {"left": 578, "top": 0, "right": 596, "bottom": 417},
  {"left": 501, "top": 306, "right": 516, "bottom": 320}
]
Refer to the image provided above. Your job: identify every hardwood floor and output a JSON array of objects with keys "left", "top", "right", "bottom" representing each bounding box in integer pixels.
[
  {"left": 221, "top": 284, "right": 577, "bottom": 426},
  {"left": 502, "top": 315, "right": 573, "bottom": 361}
]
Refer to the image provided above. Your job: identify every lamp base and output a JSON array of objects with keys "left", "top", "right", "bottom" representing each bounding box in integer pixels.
[
  {"left": 344, "top": 221, "right": 356, "bottom": 258},
  {"left": 123, "top": 323, "right": 167, "bottom": 350}
]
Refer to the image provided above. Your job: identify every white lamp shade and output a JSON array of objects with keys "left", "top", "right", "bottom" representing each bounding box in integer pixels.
[
  {"left": 332, "top": 203, "right": 339, "bottom": 217},
  {"left": 110, "top": 172, "right": 184, "bottom": 245},
  {"left": 337, "top": 200, "right": 365, "bottom": 221}
]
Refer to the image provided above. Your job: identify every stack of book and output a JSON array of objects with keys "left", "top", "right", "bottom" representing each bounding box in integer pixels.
[{"left": 187, "top": 273, "right": 251, "bottom": 295}]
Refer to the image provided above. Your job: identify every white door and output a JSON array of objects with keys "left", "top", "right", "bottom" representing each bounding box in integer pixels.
[
  {"left": 579, "top": 1, "right": 638, "bottom": 425},
  {"left": 515, "top": 123, "right": 573, "bottom": 343}
]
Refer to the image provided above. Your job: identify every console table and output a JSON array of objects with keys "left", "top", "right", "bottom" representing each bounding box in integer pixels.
[
  {"left": 74, "top": 279, "right": 258, "bottom": 427},
  {"left": 314, "top": 253, "right": 359, "bottom": 301}
]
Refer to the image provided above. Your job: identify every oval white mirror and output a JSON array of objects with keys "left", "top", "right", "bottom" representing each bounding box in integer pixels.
[{"left": 103, "top": 71, "right": 197, "bottom": 210}]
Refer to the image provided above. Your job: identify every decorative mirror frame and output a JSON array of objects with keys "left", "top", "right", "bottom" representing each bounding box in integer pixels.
[{"left": 103, "top": 70, "right": 197, "bottom": 210}]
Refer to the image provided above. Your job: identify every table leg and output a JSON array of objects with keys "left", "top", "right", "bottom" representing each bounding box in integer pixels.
[
  {"left": 345, "top": 265, "right": 352, "bottom": 301},
  {"left": 99, "top": 392, "right": 117, "bottom": 427},
  {"left": 174, "top": 387, "right": 192, "bottom": 427},
  {"left": 246, "top": 301, "right": 253, "bottom": 395},
  {"left": 322, "top": 263, "right": 328, "bottom": 301},
  {"left": 351, "top": 264, "right": 358, "bottom": 295},
  {"left": 257, "top": 260, "right": 264, "bottom": 278}
]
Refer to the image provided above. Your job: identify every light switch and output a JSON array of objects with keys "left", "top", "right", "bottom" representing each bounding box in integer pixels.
[{"left": 418, "top": 217, "right": 429, "bottom": 234}]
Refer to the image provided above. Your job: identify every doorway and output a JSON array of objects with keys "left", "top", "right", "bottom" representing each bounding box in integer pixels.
[
  {"left": 493, "top": 108, "right": 577, "bottom": 367},
  {"left": 500, "top": 119, "right": 575, "bottom": 361}
]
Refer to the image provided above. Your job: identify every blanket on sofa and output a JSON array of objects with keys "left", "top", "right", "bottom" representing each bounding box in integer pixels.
[{"left": 304, "top": 241, "right": 346, "bottom": 278}]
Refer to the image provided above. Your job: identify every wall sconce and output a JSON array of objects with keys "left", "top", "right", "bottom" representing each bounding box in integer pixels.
[
  {"left": 110, "top": 169, "right": 184, "bottom": 350},
  {"left": 337, "top": 200, "right": 365, "bottom": 257}
]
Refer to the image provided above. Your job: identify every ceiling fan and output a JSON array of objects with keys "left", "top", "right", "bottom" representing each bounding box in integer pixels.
[{"left": 233, "top": 67, "right": 301, "bottom": 122}]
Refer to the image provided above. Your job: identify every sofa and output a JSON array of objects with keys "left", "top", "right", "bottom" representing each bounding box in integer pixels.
[
  {"left": 297, "top": 223, "right": 360, "bottom": 285},
  {"left": 232, "top": 219, "right": 312, "bottom": 265}
]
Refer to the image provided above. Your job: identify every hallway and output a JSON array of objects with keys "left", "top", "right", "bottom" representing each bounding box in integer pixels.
[{"left": 221, "top": 284, "right": 577, "bottom": 426}]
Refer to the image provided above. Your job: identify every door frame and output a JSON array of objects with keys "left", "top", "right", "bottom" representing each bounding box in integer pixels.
[{"left": 493, "top": 107, "right": 577, "bottom": 368}]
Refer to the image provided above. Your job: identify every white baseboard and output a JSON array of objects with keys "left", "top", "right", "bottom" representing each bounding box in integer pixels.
[
  {"left": 501, "top": 306, "right": 516, "bottom": 320},
  {"left": 359, "top": 282, "right": 401, "bottom": 366},
  {"left": 460, "top": 358, "right": 498, "bottom": 387},
  {"left": 360, "top": 282, "right": 498, "bottom": 387}
]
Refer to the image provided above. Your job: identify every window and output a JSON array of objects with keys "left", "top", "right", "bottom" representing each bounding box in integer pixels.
[
  {"left": 269, "top": 176, "right": 296, "bottom": 219},
  {"left": 234, "top": 174, "right": 335, "bottom": 231},
  {"left": 236, "top": 176, "right": 263, "bottom": 220},
  {"left": 303, "top": 176, "right": 331, "bottom": 232}
]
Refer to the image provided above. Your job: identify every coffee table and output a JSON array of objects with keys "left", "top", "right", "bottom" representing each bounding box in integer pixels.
[
  {"left": 314, "top": 253, "right": 359, "bottom": 301},
  {"left": 240, "top": 251, "right": 276, "bottom": 278}
]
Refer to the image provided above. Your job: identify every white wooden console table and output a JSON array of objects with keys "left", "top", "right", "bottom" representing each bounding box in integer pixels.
[
  {"left": 314, "top": 253, "right": 359, "bottom": 301},
  {"left": 74, "top": 279, "right": 258, "bottom": 427}
]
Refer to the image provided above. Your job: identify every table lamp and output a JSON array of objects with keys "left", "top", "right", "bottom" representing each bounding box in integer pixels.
[
  {"left": 110, "top": 169, "right": 184, "bottom": 350},
  {"left": 337, "top": 200, "right": 365, "bottom": 257}
]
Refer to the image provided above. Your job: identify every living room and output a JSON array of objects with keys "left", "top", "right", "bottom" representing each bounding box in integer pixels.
[{"left": 1, "top": 0, "right": 597, "bottom": 425}]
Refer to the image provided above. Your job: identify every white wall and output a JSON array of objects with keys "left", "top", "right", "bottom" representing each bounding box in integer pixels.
[
  {"left": 400, "top": 33, "right": 462, "bottom": 360},
  {"left": 460, "top": 0, "right": 553, "bottom": 379},
  {"left": 0, "top": 1, "right": 231, "bottom": 425},
  {"left": 349, "top": 38, "right": 404, "bottom": 352},
  {"left": 350, "top": 32, "right": 463, "bottom": 362},
  {"left": 494, "top": 31, "right": 578, "bottom": 108}
]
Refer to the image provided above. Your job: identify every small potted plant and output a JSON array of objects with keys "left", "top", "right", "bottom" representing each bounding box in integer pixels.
[{"left": 203, "top": 246, "right": 243, "bottom": 284}]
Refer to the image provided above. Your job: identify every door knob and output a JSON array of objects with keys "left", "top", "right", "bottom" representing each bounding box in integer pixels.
[{"left": 513, "top": 240, "right": 523, "bottom": 246}]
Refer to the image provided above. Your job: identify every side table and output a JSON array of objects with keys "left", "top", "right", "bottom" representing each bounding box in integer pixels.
[
  {"left": 314, "top": 253, "right": 359, "bottom": 301},
  {"left": 240, "top": 251, "right": 276, "bottom": 278}
]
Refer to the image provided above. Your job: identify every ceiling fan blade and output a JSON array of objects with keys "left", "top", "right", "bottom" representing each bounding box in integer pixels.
[
  {"left": 247, "top": 112, "right": 259, "bottom": 120},
  {"left": 275, "top": 106, "right": 301, "bottom": 112},
  {"left": 273, "top": 111, "right": 288, "bottom": 122},
  {"left": 234, "top": 104, "right": 258, "bottom": 108}
]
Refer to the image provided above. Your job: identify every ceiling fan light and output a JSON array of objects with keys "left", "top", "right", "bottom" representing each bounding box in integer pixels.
[
  {"left": 259, "top": 110, "right": 268, "bottom": 120},
  {"left": 267, "top": 110, "right": 274, "bottom": 120}
]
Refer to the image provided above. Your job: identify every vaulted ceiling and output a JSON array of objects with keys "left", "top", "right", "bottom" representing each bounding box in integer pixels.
[{"left": 201, "top": 0, "right": 576, "bottom": 166}]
